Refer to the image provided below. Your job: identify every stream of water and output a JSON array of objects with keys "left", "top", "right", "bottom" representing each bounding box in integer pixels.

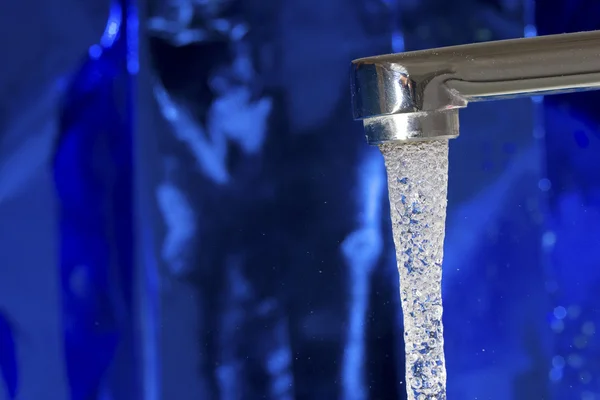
[{"left": 379, "top": 140, "right": 449, "bottom": 400}]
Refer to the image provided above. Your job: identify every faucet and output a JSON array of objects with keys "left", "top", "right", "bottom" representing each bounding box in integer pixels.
[{"left": 351, "top": 30, "right": 600, "bottom": 144}]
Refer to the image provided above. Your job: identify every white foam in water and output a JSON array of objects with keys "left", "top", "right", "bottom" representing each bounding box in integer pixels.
[{"left": 379, "top": 140, "right": 449, "bottom": 400}]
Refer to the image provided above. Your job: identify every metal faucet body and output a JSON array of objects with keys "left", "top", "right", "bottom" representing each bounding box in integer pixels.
[{"left": 351, "top": 31, "right": 600, "bottom": 144}]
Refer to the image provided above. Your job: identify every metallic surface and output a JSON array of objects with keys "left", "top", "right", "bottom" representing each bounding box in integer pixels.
[
  {"left": 363, "top": 109, "right": 459, "bottom": 144},
  {"left": 351, "top": 30, "right": 600, "bottom": 143}
]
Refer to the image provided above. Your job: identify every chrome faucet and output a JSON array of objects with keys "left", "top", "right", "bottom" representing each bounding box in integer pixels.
[{"left": 351, "top": 30, "right": 600, "bottom": 144}]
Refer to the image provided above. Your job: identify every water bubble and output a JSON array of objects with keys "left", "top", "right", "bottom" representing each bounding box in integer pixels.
[
  {"left": 552, "top": 355, "right": 565, "bottom": 369},
  {"left": 554, "top": 306, "right": 567, "bottom": 319},
  {"left": 581, "top": 391, "right": 595, "bottom": 400},
  {"left": 582, "top": 321, "right": 595, "bottom": 336},
  {"left": 568, "top": 354, "right": 584, "bottom": 369},
  {"left": 542, "top": 231, "right": 556, "bottom": 249},
  {"left": 580, "top": 371, "right": 592, "bottom": 384},
  {"left": 538, "top": 178, "right": 552, "bottom": 191},
  {"left": 549, "top": 367, "right": 563, "bottom": 382}
]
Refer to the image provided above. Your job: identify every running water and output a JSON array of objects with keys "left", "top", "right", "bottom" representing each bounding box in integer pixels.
[{"left": 379, "top": 140, "right": 449, "bottom": 400}]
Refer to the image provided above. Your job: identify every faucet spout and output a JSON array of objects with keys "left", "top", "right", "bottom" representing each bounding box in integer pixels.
[{"left": 351, "top": 30, "right": 600, "bottom": 144}]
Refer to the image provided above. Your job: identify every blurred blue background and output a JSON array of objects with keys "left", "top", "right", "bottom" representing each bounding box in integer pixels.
[{"left": 0, "top": 0, "right": 599, "bottom": 399}]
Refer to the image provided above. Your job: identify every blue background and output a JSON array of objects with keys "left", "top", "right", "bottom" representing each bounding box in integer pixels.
[{"left": 0, "top": 0, "right": 599, "bottom": 399}]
